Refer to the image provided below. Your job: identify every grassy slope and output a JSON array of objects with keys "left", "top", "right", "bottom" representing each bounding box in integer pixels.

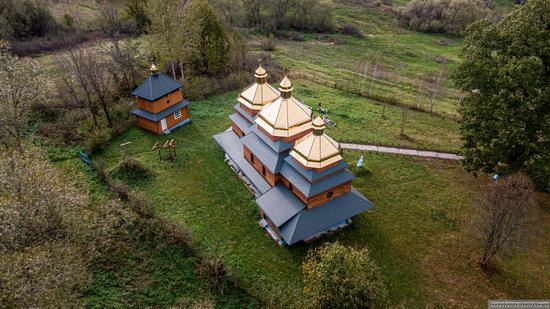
[
  {"left": 258, "top": 3, "right": 464, "bottom": 116},
  {"left": 53, "top": 158, "right": 259, "bottom": 308},
  {"left": 93, "top": 89, "right": 550, "bottom": 307}
]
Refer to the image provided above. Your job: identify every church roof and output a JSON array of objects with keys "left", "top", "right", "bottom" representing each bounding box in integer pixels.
[
  {"left": 237, "top": 65, "right": 280, "bottom": 111},
  {"left": 255, "top": 76, "right": 312, "bottom": 138},
  {"left": 290, "top": 116, "right": 342, "bottom": 169},
  {"left": 132, "top": 71, "right": 183, "bottom": 101},
  {"left": 257, "top": 184, "right": 373, "bottom": 245}
]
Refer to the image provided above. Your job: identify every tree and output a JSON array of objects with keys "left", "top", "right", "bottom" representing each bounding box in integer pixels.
[
  {"left": 146, "top": 0, "right": 184, "bottom": 79},
  {"left": 84, "top": 51, "right": 113, "bottom": 128},
  {"left": 473, "top": 174, "right": 536, "bottom": 268},
  {"left": 399, "top": 0, "right": 498, "bottom": 35},
  {"left": 0, "top": 41, "right": 51, "bottom": 152},
  {"left": 180, "top": 0, "right": 243, "bottom": 76},
  {"left": 302, "top": 242, "right": 389, "bottom": 308},
  {"left": 99, "top": 1, "right": 142, "bottom": 92},
  {"left": 55, "top": 48, "right": 101, "bottom": 128},
  {"left": 241, "top": 0, "right": 263, "bottom": 29},
  {"left": 453, "top": 0, "right": 550, "bottom": 189},
  {"left": 125, "top": 0, "right": 150, "bottom": 34}
]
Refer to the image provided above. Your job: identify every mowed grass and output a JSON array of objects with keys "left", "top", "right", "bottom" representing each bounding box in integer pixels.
[
  {"left": 293, "top": 79, "right": 462, "bottom": 152},
  {"left": 93, "top": 90, "right": 550, "bottom": 307}
]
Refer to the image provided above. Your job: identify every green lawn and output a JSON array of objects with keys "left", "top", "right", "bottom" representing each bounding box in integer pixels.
[
  {"left": 293, "top": 80, "right": 462, "bottom": 152},
  {"left": 92, "top": 89, "right": 550, "bottom": 307}
]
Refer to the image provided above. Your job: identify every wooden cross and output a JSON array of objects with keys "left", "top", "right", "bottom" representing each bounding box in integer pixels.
[{"left": 152, "top": 142, "right": 162, "bottom": 161}]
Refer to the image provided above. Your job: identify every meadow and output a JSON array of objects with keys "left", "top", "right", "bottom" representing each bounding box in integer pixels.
[{"left": 90, "top": 89, "right": 550, "bottom": 307}]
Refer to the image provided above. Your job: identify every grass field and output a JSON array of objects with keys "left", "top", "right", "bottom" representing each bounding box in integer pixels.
[
  {"left": 91, "top": 89, "right": 550, "bottom": 307},
  {"left": 251, "top": 2, "right": 465, "bottom": 117},
  {"left": 293, "top": 80, "right": 461, "bottom": 152},
  {"left": 54, "top": 157, "right": 259, "bottom": 308}
]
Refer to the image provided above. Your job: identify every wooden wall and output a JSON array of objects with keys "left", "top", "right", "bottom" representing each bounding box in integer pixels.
[
  {"left": 243, "top": 145, "right": 278, "bottom": 186},
  {"left": 136, "top": 116, "right": 159, "bottom": 134},
  {"left": 281, "top": 175, "right": 352, "bottom": 209},
  {"left": 135, "top": 106, "right": 189, "bottom": 135},
  {"left": 232, "top": 123, "right": 245, "bottom": 138},
  {"left": 136, "top": 89, "right": 184, "bottom": 114}
]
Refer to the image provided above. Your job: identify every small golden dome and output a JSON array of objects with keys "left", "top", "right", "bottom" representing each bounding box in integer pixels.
[
  {"left": 255, "top": 65, "right": 267, "bottom": 78},
  {"left": 280, "top": 76, "right": 292, "bottom": 90}
]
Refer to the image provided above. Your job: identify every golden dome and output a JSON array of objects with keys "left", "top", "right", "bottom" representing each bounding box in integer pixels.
[
  {"left": 255, "top": 65, "right": 267, "bottom": 78},
  {"left": 290, "top": 116, "right": 342, "bottom": 169},
  {"left": 237, "top": 65, "right": 280, "bottom": 111},
  {"left": 255, "top": 76, "right": 312, "bottom": 138}
]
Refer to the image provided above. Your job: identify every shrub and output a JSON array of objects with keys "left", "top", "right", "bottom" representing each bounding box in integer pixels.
[
  {"left": 0, "top": 242, "right": 90, "bottom": 308},
  {"left": 340, "top": 24, "right": 363, "bottom": 37},
  {"left": 0, "top": 0, "right": 59, "bottom": 41},
  {"left": 260, "top": 36, "right": 277, "bottom": 51},
  {"left": 399, "top": 0, "right": 499, "bottom": 35},
  {"left": 108, "top": 179, "right": 130, "bottom": 200},
  {"left": 286, "top": 31, "right": 305, "bottom": 41},
  {"left": 302, "top": 242, "right": 389, "bottom": 308},
  {"left": 198, "top": 256, "right": 227, "bottom": 291},
  {"left": 112, "top": 157, "right": 152, "bottom": 182},
  {"left": 85, "top": 130, "right": 112, "bottom": 155}
]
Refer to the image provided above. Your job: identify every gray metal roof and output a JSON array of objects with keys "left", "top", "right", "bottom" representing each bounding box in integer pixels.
[
  {"left": 229, "top": 113, "right": 253, "bottom": 135},
  {"left": 131, "top": 72, "right": 183, "bottom": 101},
  {"left": 131, "top": 100, "right": 190, "bottom": 122},
  {"left": 213, "top": 130, "right": 271, "bottom": 194},
  {"left": 279, "top": 162, "right": 355, "bottom": 198},
  {"left": 257, "top": 184, "right": 373, "bottom": 245},
  {"left": 234, "top": 103, "right": 255, "bottom": 123},
  {"left": 241, "top": 132, "right": 287, "bottom": 173},
  {"left": 250, "top": 124, "right": 294, "bottom": 153},
  {"left": 284, "top": 156, "right": 348, "bottom": 183},
  {"left": 256, "top": 185, "right": 305, "bottom": 227}
]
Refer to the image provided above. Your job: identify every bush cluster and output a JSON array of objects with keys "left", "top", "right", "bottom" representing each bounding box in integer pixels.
[
  {"left": 0, "top": 0, "right": 59, "bottom": 41},
  {"left": 302, "top": 242, "right": 389, "bottom": 308},
  {"left": 399, "top": 0, "right": 499, "bottom": 35},
  {"left": 340, "top": 24, "right": 363, "bottom": 37}
]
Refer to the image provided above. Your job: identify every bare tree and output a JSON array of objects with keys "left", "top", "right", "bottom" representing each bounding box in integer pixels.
[
  {"left": 266, "top": 0, "right": 294, "bottom": 32},
  {"left": 0, "top": 41, "right": 51, "bottom": 153},
  {"left": 242, "top": 0, "right": 263, "bottom": 29},
  {"left": 475, "top": 174, "right": 536, "bottom": 268},
  {"left": 56, "top": 48, "right": 101, "bottom": 128},
  {"left": 399, "top": 106, "right": 409, "bottom": 136},
  {"left": 429, "top": 66, "right": 445, "bottom": 113},
  {"left": 369, "top": 62, "right": 378, "bottom": 97},
  {"left": 84, "top": 51, "right": 113, "bottom": 128},
  {"left": 99, "top": 2, "right": 142, "bottom": 92}
]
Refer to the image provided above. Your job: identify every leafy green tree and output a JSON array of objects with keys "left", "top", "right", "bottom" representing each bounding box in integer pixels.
[
  {"left": 453, "top": 0, "right": 550, "bottom": 189},
  {"left": 180, "top": 0, "right": 243, "bottom": 76},
  {"left": 302, "top": 242, "right": 389, "bottom": 309}
]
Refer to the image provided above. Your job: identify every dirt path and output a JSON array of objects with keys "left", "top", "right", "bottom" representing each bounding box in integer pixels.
[{"left": 340, "top": 143, "right": 463, "bottom": 160}]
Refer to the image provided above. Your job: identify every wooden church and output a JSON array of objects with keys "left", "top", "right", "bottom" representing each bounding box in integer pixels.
[
  {"left": 214, "top": 64, "right": 373, "bottom": 245},
  {"left": 131, "top": 64, "right": 191, "bottom": 134}
]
